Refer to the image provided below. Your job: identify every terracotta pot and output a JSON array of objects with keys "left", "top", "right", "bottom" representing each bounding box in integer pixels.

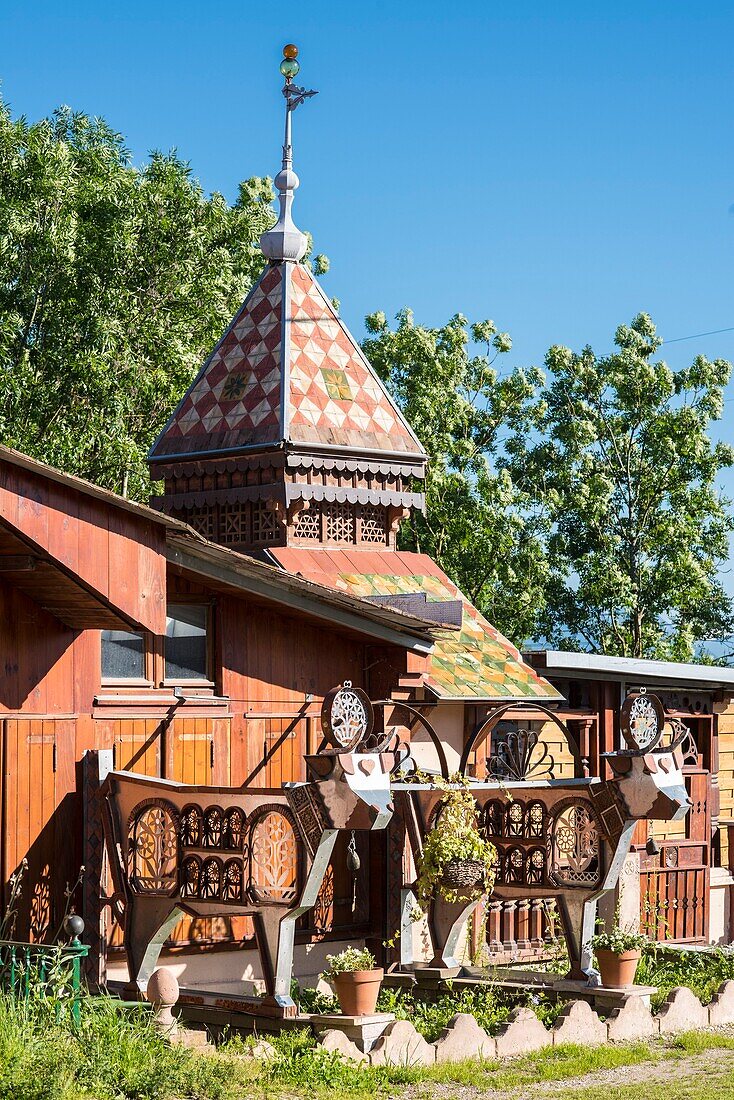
[
  {"left": 595, "top": 948, "right": 641, "bottom": 987},
  {"left": 332, "top": 967, "right": 383, "bottom": 1016}
]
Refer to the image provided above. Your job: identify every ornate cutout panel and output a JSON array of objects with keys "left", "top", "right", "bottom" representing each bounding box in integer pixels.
[
  {"left": 248, "top": 809, "right": 299, "bottom": 904},
  {"left": 549, "top": 800, "right": 602, "bottom": 888},
  {"left": 128, "top": 800, "right": 179, "bottom": 896}
]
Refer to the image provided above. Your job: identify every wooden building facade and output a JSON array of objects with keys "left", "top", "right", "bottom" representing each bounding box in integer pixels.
[{"left": 0, "top": 445, "right": 450, "bottom": 981}]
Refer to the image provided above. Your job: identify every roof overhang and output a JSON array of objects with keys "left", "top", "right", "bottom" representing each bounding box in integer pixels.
[
  {"left": 165, "top": 534, "right": 439, "bottom": 654},
  {"left": 526, "top": 649, "right": 734, "bottom": 692},
  {"left": 0, "top": 519, "right": 139, "bottom": 630},
  {"left": 0, "top": 445, "right": 191, "bottom": 535}
]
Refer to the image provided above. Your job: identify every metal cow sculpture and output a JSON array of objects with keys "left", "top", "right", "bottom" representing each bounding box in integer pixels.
[
  {"left": 100, "top": 682, "right": 397, "bottom": 1016},
  {"left": 396, "top": 690, "right": 691, "bottom": 981}
]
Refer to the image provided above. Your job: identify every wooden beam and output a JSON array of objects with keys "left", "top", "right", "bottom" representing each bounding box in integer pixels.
[{"left": 0, "top": 555, "right": 37, "bottom": 572}]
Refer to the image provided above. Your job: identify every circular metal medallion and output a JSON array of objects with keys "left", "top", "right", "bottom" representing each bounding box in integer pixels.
[
  {"left": 620, "top": 689, "right": 665, "bottom": 752},
  {"left": 321, "top": 681, "right": 374, "bottom": 751}
]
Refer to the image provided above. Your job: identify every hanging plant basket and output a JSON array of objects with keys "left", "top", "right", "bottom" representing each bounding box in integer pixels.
[
  {"left": 414, "top": 780, "right": 498, "bottom": 911},
  {"left": 440, "top": 858, "right": 487, "bottom": 891}
]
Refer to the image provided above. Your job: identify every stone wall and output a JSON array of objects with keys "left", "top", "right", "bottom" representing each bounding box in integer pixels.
[{"left": 316, "top": 982, "right": 734, "bottom": 1064}]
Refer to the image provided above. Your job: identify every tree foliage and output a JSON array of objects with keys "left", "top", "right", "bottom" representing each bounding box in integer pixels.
[
  {"left": 512, "top": 313, "right": 734, "bottom": 659},
  {"left": 363, "top": 308, "right": 548, "bottom": 641},
  {"left": 0, "top": 99, "right": 274, "bottom": 498}
]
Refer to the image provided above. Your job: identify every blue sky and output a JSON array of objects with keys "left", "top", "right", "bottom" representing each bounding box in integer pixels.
[{"left": 2, "top": 2, "right": 734, "bottom": 442}]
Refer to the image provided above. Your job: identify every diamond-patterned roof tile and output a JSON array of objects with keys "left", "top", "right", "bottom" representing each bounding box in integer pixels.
[{"left": 150, "top": 262, "right": 425, "bottom": 462}]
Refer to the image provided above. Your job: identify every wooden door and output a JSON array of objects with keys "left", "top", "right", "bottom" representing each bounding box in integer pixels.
[
  {"left": 638, "top": 769, "right": 711, "bottom": 943},
  {"left": 1, "top": 718, "right": 79, "bottom": 943}
]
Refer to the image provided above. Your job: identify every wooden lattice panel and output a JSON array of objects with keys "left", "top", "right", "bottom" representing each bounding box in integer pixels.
[
  {"left": 188, "top": 507, "right": 217, "bottom": 541},
  {"left": 359, "top": 503, "right": 387, "bottom": 544},
  {"left": 220, "top": 503, "right": 248, "bottom": 545},
  {"left": 292, "top": 503, "right": 321, "bottom": 540},
  {"left": 251, "top": 502, "right": 279, "bottom": 544},
  {"left": 324, "top": 503, "right": 355, "bottom": 544}
]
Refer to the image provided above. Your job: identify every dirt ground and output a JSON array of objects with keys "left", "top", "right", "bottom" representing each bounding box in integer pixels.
[{"left": 408, "top": 1046, "right": 734, "bottom": 1100}]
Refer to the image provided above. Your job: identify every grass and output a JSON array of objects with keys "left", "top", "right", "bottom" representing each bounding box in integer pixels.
[
  {"left": 5, "top": 948, "right": 734, "bottom": 1100},
  {"left": 2, "top": 993, "right": 730, "bottom": 1100},
  {"left": 637, "top": 946, "right": 734, "bottom": 1010},
  {"left": 298, "top": 981, "right": 565, "bottom": 1042}
]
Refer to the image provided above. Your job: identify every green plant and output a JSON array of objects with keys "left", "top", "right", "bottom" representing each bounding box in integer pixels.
[
  {"left": 323, "top": 947, "right": 377, "bottom": 979},
  {"left": 414, "top": 778, "right": 498, "bottom": 910},
  {"left": 590, "top": 910, "right": 649, "bottom": 955},
  {"left": 637, "top": 945, "right": 734, "bottom": 1010}
]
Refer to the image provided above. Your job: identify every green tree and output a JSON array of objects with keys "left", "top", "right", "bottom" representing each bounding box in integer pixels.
[
  {"left": 0, "top": 99, "right": 275, "bottom": 499},
  {"left": 363, "top": 308, "right": 547, "bottom": 641},
  {"left": 512, "top": 312, "right": 734, "bottom": 660}
]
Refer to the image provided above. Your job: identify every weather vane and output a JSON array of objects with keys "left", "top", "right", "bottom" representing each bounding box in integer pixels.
[
  {"left": 260, "top": 44, "right": 319, "bottom": 264},
  {"left": 280, "top": 43, "right": 318, "bottom": 111}
]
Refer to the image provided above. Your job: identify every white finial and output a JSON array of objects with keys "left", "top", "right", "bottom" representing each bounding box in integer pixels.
[{"left": 260, "top": 45, "right": 318, "bottom": 264}]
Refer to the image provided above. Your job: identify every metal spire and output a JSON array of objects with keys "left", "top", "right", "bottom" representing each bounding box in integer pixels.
[{"left": 260, "top": 45, "right": 318, "bottom": 263}]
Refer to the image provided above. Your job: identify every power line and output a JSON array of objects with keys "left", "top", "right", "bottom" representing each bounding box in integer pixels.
[{"left": 662, "top": 325, "right": 734, "bottom": 345}]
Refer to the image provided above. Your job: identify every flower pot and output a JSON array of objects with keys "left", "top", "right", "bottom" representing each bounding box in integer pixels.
[
  {"left": 441, "top": 859, "right": 486, "bottom": 891},
  {"left": 332, "top": 967, "right": 383, "bottom": 1016},
  {"left": 595, "top": 948, "right": 641, "bottom": 987}
]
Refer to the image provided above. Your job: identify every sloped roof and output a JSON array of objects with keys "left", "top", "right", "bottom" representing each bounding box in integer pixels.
[
  {"left": 268, "top": 547, "right": 562, "bottom": 702},
  {"left": 150, "top": 263, "right": 425, "bottom": 464}
]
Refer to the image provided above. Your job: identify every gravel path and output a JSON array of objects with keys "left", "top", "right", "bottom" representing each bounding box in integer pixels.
[
  {"left": 519, "top": 1047, "right": 734, "bottom": 1096},
  {"left": 409, "top": 1045, "right": 734, "bottom": 1099}
]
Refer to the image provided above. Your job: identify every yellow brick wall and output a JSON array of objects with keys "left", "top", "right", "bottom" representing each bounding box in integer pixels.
[
  {"left": 536, "top": 719, "right": 577, "bottom": 780},
  {"left": 715, "top": 701, "right": 734, "bottom": 866}
]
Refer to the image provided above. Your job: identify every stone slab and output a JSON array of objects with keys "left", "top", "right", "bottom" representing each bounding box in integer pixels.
[
  {"left": 657, "top": 986, "right": 708, "bottom": 1034},
  {"left": 494, "top": 1007, "right": 551, "bottom": 1058},
  {"left": 552, "top": 1000, "right": 607, "bottom": 1047},
  {"left": 434, "top": 1013, "right": 496, "bottom": 1063},
  {"left": 319, "top": 1030, "right": 366, "bottom": 1063},
  {"left": 709, "top": 981, "right": 734, "bottom": 1027},
  {"left": 369, "top": 1020, "right": 436, "bottom": 1066},
  {"left": 311, "top": 1012, "right": 395, "bottom": 1053},
  {"left": 554, "top": 980, "right": 658, "bottom": 1011},
  {"left": 606, "top": 995, "right": 658, "bottom": 1042},
  {"left": 413, "top": 966, "right": 463, "bottom": 985}
]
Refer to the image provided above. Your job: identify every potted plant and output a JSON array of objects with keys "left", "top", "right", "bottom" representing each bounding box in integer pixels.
[
  {"left": 590, "top": 917, "right": 648, "bottom": 988},
  {"left": 323, "top": 946, "right": 383, "bottom": 1016},
  {"left": 414, "top": 780, "right": 498, "bottom": 911}
]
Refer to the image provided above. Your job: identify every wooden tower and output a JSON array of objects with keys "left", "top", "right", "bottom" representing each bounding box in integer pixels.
[{"left": 149, "top": 49, "right": 426, "bottom": 553}]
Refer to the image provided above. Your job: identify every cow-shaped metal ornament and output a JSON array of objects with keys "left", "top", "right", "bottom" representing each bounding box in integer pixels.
[
  {"left": 395, "top": 691, "right": 691, "bottom": 982},
  {"left": 100, "top": 682, "right": 397, "bottom": 1016}
]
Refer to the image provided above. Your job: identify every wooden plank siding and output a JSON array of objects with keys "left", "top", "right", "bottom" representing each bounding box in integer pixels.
[{"left": 0, "top": 462, "right": 167, "bottom": 634}]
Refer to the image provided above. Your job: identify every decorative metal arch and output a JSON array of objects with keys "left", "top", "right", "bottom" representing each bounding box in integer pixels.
[
  {"left": 458, "top": 702, "right": 583, "bottom": 779},
  {"left": 371, "top": 700, "right": 450, "bottom": 779}
]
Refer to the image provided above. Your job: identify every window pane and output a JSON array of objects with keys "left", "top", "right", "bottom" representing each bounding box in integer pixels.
[
  {"left": 101, "top": 631, "right": 145, "bottom": 680},
  {"left": 165, "top": 604, "right": 208, "bottom": 681}
]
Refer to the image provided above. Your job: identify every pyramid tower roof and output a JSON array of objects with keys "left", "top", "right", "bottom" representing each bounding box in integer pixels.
[{"left": 149, "top": 262, "right": 425, "bottom": 468}]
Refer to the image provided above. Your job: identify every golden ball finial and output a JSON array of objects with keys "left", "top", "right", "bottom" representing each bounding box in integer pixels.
[{"left": 283, "top": 44, "right": 298, "bottom": 59}]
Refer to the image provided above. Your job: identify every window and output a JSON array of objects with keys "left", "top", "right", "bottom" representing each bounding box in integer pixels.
[
  {"left": 101, "top": 631, "right": 146, "bottom": 681},
  {"left": 165, "top": 604, "right": 209, "bottom": 682}
]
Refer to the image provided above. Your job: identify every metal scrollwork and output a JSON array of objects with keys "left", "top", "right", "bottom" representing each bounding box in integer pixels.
[{"left": 488, "top": 729, "right": 555, "bottom": 781}]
